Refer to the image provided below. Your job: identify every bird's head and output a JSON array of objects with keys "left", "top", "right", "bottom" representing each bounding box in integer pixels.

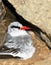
[{"left": 7, "top": 22, "right": 28, "bottom": 37}]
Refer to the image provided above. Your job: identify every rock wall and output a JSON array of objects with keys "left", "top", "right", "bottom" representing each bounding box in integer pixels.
[
  {"left": 8, "top": 0, "right": 51, "bottom": 36},
  {"left": 0, "top": 0, "right": 6, "bottom": 21}
]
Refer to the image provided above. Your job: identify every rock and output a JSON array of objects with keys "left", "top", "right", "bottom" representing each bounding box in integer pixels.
[
  {"left": 8, "top": 0, "right": 51, "bottom": 36},
  {"left": 0, "top": 22, "right": 6, "bottom": 48},
  {"left": 0, "top": 0, "right": 6, "bottom": 21},
  {"left": 0, "top": 0, "right": 16, "bottom": 48},
  {"left": 8, "top": 0, "right": 51, "bottom": 47},
  {"left": 0, "top": 0, "right": 6, "bottom": 48}
]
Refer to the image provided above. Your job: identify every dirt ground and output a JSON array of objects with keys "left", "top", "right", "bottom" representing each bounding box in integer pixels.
[{"left": 0, "top": 7, "right": 51, "bottom": 65}]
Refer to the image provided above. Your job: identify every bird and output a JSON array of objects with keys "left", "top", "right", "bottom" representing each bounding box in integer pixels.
[{"left": 0, "top": 21, "right": 35, "bottom": 60}]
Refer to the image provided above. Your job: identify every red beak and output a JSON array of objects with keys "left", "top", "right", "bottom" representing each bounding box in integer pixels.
[{"left": 20, "top": 26, "right": 31, "bottom": 30}]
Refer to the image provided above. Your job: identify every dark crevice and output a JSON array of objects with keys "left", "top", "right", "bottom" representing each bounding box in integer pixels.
[
  {"left": 2, "top": 0, "right": 51, "bottom": 48},
  {"left": 2, "top": 0, "right": 42, "bottom": 31}
]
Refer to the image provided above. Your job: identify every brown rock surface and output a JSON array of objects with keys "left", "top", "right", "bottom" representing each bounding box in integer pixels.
[
  {"left": 0, "top": 0, "right": 6, "bottom": 21},
  {"left": 0, "top": 3, "right": 16, "bottom": 48}
]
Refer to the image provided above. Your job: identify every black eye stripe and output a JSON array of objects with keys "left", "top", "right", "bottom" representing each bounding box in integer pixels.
[{"left": 11, "top": 26, "right": 20, "bottom": 29}]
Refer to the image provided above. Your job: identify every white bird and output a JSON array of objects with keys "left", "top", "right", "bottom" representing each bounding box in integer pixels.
[{"left": 0, "top": 22, "right": 35, "bottom": 60}]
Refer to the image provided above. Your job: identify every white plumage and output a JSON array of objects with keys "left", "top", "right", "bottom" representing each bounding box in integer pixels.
[{"left": 0, "top": 22, "right": 35, "bottom": 60}]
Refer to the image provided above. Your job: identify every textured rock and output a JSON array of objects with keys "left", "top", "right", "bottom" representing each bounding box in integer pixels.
[
  {"left": 0, "top": 0, "right": 6, "bottom": 48},
  {"left": 0, "top": 0, "right": 16, "bottom": 48},
  {"left": 0, "top": 0, "right": 6, "bottom": 21},
  {"left": 8, "top": 0, "right": 51, "bottom": 36}
]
